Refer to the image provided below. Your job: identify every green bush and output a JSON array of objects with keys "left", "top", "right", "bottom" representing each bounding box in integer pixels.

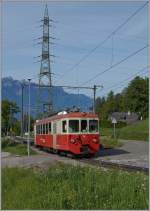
[{"left": 2, "top": 138, "right": 18, "bottom": 149}]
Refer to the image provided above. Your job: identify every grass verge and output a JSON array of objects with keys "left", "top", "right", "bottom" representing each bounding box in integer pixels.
[
  {"left": 101, "top": 137, "right": 123, "bottom": 149},
  {"left": 2, "top": 163, "right": 148, "bottom": 210},
  {"left": 117, "top": 119, "right": 149, "bottom": 141},
  {"left": 100, "top": 119, "right": 149, "bottom": 141},
  {"left": 2, "top": 138, "right": 37, "bottom": 156}
]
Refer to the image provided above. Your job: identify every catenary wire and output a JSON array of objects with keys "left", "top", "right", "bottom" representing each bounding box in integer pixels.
[
  {"left": 99, "top": 69, "right": 149, "bottom": 97},
  {"left": 81, "top": 44, "right": 148, "bottom": 86},
  {"left": 55, "top": 1, "right": 148, "bottom": 81},
  {"left": 101, "top": 65, "right": 149, "bottom": 92}
]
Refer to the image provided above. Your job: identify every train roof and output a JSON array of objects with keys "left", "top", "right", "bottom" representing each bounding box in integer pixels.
[{"left": 35, "top": 112, "right": 98, "bottom": 124}]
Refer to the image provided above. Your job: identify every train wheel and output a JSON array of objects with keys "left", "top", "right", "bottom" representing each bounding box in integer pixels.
[
  {"left": 67, "top": 153, "right": 76, "bottom": 159},
  {"left": 85, "top": 153, "right": 94, "bottom": 158},
  {"left": 53, "top": 149, "right": 58, "bottom": 154},
  {"left": 48, "top": 148, "right": 54, "bottom": 153},
  {"left": 38, "top": 146, "right": 43, "bottom": 151},
  {"left": 59, "top": 151, "right": 67, "bottom": 156}
]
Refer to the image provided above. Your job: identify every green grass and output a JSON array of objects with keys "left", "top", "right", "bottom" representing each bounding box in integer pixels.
[
  {"left": 100, "top": 127, "right": 115, "bottom": 137},
  {"left": 3, "top": 144, "right": 37, "bottom": 156},
  {"left": 2, "top": 163, "right": 148, "bottom": 210},
  {"left": 2, "top": 138, "right": 37, "bottom": 156},
  {"left": 118, "top": 119, "right": 149, "bottom": 141},
  {"left": 101, "top": 137, "right": 123, "bottom": 148},
  {"left": 100, "top": 119, "right": 149, "bottom": 141}
]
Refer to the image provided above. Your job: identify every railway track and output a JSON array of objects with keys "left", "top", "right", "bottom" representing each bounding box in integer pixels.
[
  {"left": 9, "top": 136, "right": 149, "bottom": 175},
  {"left": 80, "top": 158, "right": 149, "bottom": 175}
]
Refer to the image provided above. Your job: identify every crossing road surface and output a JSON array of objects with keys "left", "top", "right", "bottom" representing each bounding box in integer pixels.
[{"left": 95, "top": 140, "right": 149, "bottom": 169}]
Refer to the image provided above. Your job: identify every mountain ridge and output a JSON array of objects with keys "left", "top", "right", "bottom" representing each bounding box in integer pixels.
[{"left": 2, "top": 77, "right": 92, "bottom": 116}]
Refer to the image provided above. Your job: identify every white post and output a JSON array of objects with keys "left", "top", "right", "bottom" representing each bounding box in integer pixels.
[
  {"left": 27, "top": 79, "right": 31, "bottom": 156},
  {"left": 112, "top": 118, "right": 117, "bottom": 139},
  {"left": 113, "top": 123, "right": 116, "bottom": 139}
]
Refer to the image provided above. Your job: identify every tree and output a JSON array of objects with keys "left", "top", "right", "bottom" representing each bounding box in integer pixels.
[
  {"left": 95, "top": 76, "right": 149, "bottom": 121},
  {"left": 95, "top": 97, "right": 105, "bottom": 114},
  {"left": 122, "top": 76, "right": 149, "bottom": 118},
  {"left": 2, "top": 100, "right": 20, "bottom": 135},
  {"left": 100, "top": 91, "right": 116, "bottom": 119}
]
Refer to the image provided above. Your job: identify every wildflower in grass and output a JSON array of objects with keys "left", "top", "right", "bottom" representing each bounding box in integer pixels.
[{"left": 2, "top": 164, "right": 149, "bottom": 210}]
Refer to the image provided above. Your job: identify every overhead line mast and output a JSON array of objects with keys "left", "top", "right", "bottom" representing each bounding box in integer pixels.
[{"left": 37, "top": 4, "right": 53, "bottom": 116}]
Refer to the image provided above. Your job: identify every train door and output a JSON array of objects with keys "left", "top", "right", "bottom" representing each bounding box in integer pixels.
[{"left": 53, "top": 121, "right": 57, "bottom": 149}]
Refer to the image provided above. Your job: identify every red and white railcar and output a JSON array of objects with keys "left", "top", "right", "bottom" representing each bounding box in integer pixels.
[{"left": 34, "top": 111, "right": 100, "bottom": 156}]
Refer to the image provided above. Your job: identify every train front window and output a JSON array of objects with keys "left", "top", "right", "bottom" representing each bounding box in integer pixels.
[
  {"left": 89, "top": 120, "right": 98, "bottom": 133},
  {"left": 69, "top": 120, "right": 79, "bottom": 133},
  {"left": 81, "top": 120, "right": 88, "bottom": 133}
]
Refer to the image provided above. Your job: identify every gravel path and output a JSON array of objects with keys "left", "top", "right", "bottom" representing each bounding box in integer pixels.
[
  {"left": 1, "top": 150, "right": 86, "bottom": 169},
  {"left": 1, "top": 152, "right": 11, "bottom": 158},
  {"left": 1, "top": 139, "right": 149, "bottom": 170}
]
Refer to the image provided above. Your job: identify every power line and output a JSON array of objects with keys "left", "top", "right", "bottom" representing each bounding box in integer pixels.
[
  {"left": 56, "top": 1, "right": 148, "bottom": 81},
  {"left": 81, "top": 44, "right": 148, "bottom": 85},
  {"left": 101, "top": 65, "right": 149, "bottom": 93},
  {"left": 108, "top": 70, "right": 149, "bottom": 92}
]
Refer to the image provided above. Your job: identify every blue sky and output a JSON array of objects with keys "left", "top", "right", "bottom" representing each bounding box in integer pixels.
[{"left": 2, "top": 1, "right": 149, "bottom": 97}]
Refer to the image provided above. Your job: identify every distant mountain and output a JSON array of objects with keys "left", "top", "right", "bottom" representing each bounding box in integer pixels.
[{"left": 2, "top": 77, "right": 92, "bottom": 116}]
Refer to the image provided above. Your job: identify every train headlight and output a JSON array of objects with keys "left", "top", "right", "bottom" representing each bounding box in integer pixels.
[
  {"left": 92, "top": 138, "right": 98, "bottom": 143},
  {"left": 70, "top": 139, "right": 76, "bottom": 144}
]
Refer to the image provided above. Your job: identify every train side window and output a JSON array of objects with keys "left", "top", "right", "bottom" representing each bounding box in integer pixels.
[
  {"left": 41, "top": 124, "right": 43, "bottom": 134},
  {"left": 62, "top": 120, "right": 67, "bottom": 133},
  {"left": 81, "top": 120, "right": 88, "bottom": 133},
  {"left": 48, "top": 122, "right": 51, "bottom": 133},
  {"left": 46, "top": 123, "right": 48, "bottom": 134},
  {"left": 40, "top": 125, "right": 42, "bottom": 134},
  {"left": 53, "top": 122, "right": 57, "bottom": 134},
  {"left": 38, "top": 125, "right": 40, "bottom": 134},
  {"left": 43, "top": 124, "right": 45, "bottom": 134}
]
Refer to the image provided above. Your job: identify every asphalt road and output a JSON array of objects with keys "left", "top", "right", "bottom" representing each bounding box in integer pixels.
[{"left": 94, "top": 140, "right": 149, "bottom": 169}]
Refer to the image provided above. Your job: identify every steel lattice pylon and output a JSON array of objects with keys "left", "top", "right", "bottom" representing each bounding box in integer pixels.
[{"left": 37, "top": 5, "right": 53, "bottom": 116}]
